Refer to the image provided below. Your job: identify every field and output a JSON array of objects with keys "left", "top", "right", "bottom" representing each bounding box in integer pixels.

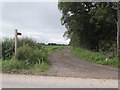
[{"left": 45, "top": 45, "right": 67, "bottom": 54}]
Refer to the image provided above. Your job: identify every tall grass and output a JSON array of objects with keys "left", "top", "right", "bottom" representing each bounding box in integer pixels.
[
  {"left": 70, "top": 47, "right": 119, "bottom": 67},
  {"left": 2, "top": 59, "right": 50, "bottom": 73}
]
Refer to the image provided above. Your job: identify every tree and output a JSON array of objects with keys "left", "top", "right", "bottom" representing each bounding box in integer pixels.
[
  {"left": 58, "top": 2, "right": 117, "bottom": 52},
  {"left": 117, "top": 2, "right": 120, "bottom": 57}
]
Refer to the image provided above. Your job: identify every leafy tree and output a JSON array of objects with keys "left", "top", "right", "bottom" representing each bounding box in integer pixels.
[{"left": 58, "top": 2, "right": 117, "bottom": 53}]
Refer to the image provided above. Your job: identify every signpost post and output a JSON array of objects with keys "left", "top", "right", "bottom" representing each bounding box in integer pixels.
[{"left": 15, "top": 29, "right": 22, "bottom": 59}]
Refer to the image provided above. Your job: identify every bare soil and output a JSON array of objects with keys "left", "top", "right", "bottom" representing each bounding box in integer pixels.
[{"left": 34, "top": 48, "right": 118, "bottom": 79}]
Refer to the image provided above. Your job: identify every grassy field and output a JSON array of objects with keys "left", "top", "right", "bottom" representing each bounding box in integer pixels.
[
  {"left": 44, "top": 45, "right": 66, "bottom": 54},
  {"left": 70, "top": 47, "right": 119, "bottom": 67}
]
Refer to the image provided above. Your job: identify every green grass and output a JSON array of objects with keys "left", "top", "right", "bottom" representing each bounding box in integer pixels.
[
  {"left": 70, "top": 47, "right": 119, "bottom": 67},
  {"left": 29, "top": 62, "right": 50, "bottom": 72},
  {"left": 2, "top": 59, "right": 50, "bottom": 73},
  {"left": 45, "top": 45, "right": 65, "bottom": 54},
  {"left": 2, "top": 59, "right": 29, "bottom": 72}
]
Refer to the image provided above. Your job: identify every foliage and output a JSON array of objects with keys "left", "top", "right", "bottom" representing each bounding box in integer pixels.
[
  {"left": 17, "top": 37, "right": 43, "bottom": 49},
  {"left": 2, "top": 59, "right": 29, "bottom": 72},
  {"left": 70, "top": 47, "right": 119, "bottom": 67},
  {"left": 2, "top": 38, "right": 14, "bottom": 60},
  {"left": 2, "top": 37, "right": 44, "bottom": 60},
  {"left": 2, "top": 59, "right": 49, "bottom": 73},
  {"left": 2, "top": 37, "right": 50, "bottom": 73},
  {"left": 29, "top": 62, "right": 50, "bottom": 72},
  {"left": 58, "top": 2, "right": 117, "bottom": 52},
  {"left": 17, "top": 45, "right": 48, "bottom": 64}
]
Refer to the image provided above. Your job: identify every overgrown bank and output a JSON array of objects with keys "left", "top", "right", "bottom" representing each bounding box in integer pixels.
[
  {"left": 1, "top": 37, "right": 50, "bottom": 73},
  {"left": 1, "top": 37, "right": 67, "bottom": 73},
  {"left": 70, "top": 47, "right": 119, "bottom": 67}
]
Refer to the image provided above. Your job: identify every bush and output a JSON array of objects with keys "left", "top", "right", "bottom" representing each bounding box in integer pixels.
[
  {"left": 2, "top": 37, "right": 50, "bottom": 73},
  {"left": 2, "top": 38, "right": 14, "bottom": 60},
  {"left": 17, "top": 37, "right": 42, "bottom": 49},
  {"left": 2, "top": 37, "right": 44, "bottom": 60},
  {"left": 17, "top": 45, "right": 48, "bottom": 64}
]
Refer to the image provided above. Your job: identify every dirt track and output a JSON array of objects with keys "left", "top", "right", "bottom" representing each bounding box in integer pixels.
[{"left": 35, "top": 48, "right": 118, "bottom": 79}]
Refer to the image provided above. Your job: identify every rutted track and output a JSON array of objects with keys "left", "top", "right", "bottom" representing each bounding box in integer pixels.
[{"left": 36, "top": 48, "right": 118, "bottom": 79}]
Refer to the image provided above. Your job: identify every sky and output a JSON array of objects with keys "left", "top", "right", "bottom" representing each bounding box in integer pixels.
[{"left": 0, "top": 2, "right": 70, "bottom": 44}]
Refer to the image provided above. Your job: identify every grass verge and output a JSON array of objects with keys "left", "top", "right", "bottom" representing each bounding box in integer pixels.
[
  {"left": 1, "top": 45, "right": 65, "bottom": 73},
  {"left": 70, "top": 47, "right": 119, "bottom": 67},
  {"left": 2, "top": 59, "right": 50, "bottom": 73}
]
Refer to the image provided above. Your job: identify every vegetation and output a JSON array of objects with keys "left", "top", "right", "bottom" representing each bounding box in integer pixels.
[
  {"left": 2, "top": 37, "right": 49, "bottom": 73},
  {"left": 2, "top": 59, "right": 50, "bottom": 73},
  {"left": 58, "top": 2, "right": 118, "bottom": 66},
  {"left": 2, "top": 38, "right": 14, "bottom": 60},
  {"left": 58, "top": 2, "right": 117, "bottom": 52},
  {"left": 17, "top": 45, "right": 48, "bottom": 64},
  {"left": 45, "top": 45, "right": 65, "bottom": 54},
  {"left": 2, "top": 37, "right": 44, "bottom": 60},
  {"left": 71, "top": 47, "right": 119, "bottom": 67},
  {"left": 1, "top": 37, "right": 66, "bottom": 73}
]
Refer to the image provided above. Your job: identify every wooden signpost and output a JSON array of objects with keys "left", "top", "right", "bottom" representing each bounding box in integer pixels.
[{"left": 15, "top": 29, "right": 22, "bottom": 59}]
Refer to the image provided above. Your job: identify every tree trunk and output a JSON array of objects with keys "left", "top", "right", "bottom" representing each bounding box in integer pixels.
[{"left": 117, "top": 2, "right": 120, "bottom": 58}]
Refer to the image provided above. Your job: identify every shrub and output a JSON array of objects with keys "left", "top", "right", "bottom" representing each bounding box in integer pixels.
[
  {"left": 2, "top": 37, "right": 50, "bottom": 73},
  {"left": 2, "top": 38, "right": 14, "bottom": 60},
  {"left": 17, "top": 45, "right": 48, "bottom": 64},
  {"left": 2, "top": 37, "right": 44, "bottom": 60},
  {"left": 17, "top": 37, "right": 42, "bottom": 48}
]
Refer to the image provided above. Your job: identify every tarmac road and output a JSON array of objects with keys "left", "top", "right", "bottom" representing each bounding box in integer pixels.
[{"left": 2, "top": 74, "right": 118, "bottom": 88}]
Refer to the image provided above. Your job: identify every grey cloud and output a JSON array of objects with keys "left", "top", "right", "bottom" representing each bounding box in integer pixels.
[{"left": 2, "top": 2, "right": 69, "bottom": 44}]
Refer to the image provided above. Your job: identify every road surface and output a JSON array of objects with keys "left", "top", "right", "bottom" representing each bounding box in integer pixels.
[{"left": 2, "top": 74, "right": 118, "bottom": 88}]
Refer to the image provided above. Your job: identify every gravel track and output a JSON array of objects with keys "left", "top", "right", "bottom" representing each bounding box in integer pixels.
[{"left": 35, "top": 48, "right": 118, "bottom": 79}]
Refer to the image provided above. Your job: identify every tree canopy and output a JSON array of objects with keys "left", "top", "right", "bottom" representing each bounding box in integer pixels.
[{"left": 58, "top": 2, "right": 117, "bottom": 52}]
